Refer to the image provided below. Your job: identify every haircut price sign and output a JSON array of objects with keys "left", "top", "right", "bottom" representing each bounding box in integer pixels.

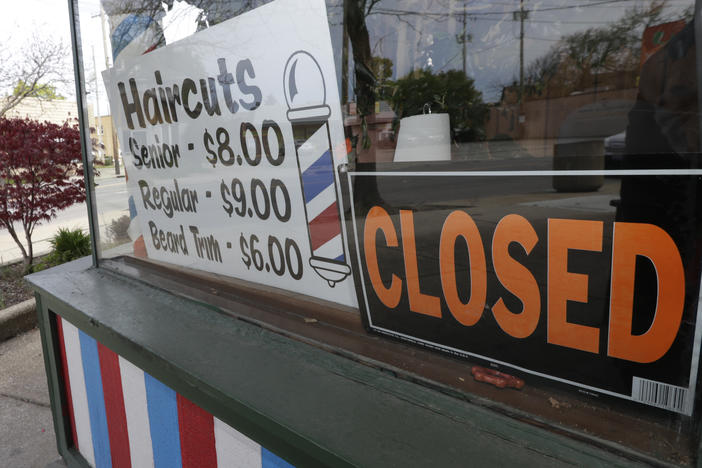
[{"left": 103, "top": 0, "right": 356, "bottom": 307}]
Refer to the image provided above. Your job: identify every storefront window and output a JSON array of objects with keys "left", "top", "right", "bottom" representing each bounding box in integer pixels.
[{"left": 74, "top": 0, "right": 700, "bottom": 463}]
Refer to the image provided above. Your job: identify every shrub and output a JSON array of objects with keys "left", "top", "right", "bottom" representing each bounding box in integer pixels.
[{"left": 44, "top": 228, "right": 91, "bottom": 266}]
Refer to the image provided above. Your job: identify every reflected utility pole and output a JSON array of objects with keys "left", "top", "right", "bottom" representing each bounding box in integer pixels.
[
  {"left": 456, "top": 2, "right": 471, "bottom": 76},
  {"left": 101, "top": 8, "right": 121, "bottom": 176},
  {"left": 93, "top": 7, "right": 121, "bottom": 176},
  {"left": 91, "top": 46, "right": 103, "bottom": 163},
  {"left": 514, "top": 0, "right": 528, "bottom": 104}
]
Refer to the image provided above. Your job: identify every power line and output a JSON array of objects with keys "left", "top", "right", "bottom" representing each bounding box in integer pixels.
[
  {"left": 524, "top": 36, "right": 562, "bottom": 42},
  {"left": 372, "top": 1, "right": 637, "bottom": 19},
  {"left": 527, "top": 0, "right": 635, "bottom": 13}
]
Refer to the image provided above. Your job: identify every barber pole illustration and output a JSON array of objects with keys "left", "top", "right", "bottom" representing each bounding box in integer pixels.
[
  {"left": 284, "top": 51, "right": 351, "bottom": 287},
  {"left": 55, "top": 316, "right": 294, "bottom": 468},
  {"left": 101, "top": 0, "right": 167, "bottom": 64}
]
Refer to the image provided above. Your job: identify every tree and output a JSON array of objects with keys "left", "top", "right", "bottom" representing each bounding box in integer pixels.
[
  {"left": 390, "top": 69, "right": 489, "bottom": 142},
  {"left": 0, "top": 117, "right": 85, "bottom": 270},
  {"left": 0, "top": 35, "right": 70, "bottom": 117},
  {"left": 12, "top": 81, "right": 65, "bottom": 100}
]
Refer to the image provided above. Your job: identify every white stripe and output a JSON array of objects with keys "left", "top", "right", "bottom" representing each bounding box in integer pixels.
[
  {"left": 350, "top": 169, "right": 702, "bottom": 176},
  {"left": 287, "top": 105, "right": 330, "bottom": 122},
  {"left": 297, "top": 125, "right": 329, "bottom": 173},
  {"left": 305, "top": 184, "right": 336, "bottom": 221},
  {"left": 119, "top": 356, "right": 155, "bottom": 468},
  {"left": 61, "top": 319, "right": 96, "bottom": 467},
  {"left": 115, "top": 33, "right": 158, "bottom": 65},
  {"left": 127, "top": 215, "right": 142, "bottom": 241},
  {"left": 313, "top": 233, "right": 343, "bottom": 259},
  {"left": 214, "top": 417, "right": 262, "bottom": 468}
]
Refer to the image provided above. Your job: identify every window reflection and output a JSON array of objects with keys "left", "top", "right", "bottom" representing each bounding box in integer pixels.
[
  {"left": 335, "top": 0, "right": 695, "bottom": 167},
  {"left": 83, "top": 0, "right": 702, "bottom": 460},
  {"left": 97, "top": 0, "right": 697, "bottom": 168}
]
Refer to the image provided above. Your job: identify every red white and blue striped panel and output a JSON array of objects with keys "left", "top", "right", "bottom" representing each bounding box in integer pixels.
[
  {"left": 297, "top": 124, "right": 345, "bottom": 263},
  {"left": 57, "top": 316, "right": 295, "bottom": 468}
]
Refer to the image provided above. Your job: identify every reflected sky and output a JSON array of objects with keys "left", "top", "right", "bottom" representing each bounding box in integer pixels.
[
  {"left": 74, "top": 0, "right": 695, "bottom": 112},
  {"left": 337, "top": 0, "right": 694, "bottom": 101}
]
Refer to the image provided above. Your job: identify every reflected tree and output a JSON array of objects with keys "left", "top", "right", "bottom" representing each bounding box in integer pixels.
[
  {"left": 344, "top": 0, "right": 381, "bottom": 120},
  {"left": 370, "top": 56, "right": 394, "bottom": 101},
  {"left": 391, "top": 69, "right": 488, "bottom": 142},
  {"left": 520, "top": 0, "right": 684, "bottom": 98}
]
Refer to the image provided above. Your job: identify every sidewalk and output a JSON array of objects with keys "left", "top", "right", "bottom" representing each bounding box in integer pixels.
[{"left": 0, "top": 328, "right": 61, "bottom": 467}]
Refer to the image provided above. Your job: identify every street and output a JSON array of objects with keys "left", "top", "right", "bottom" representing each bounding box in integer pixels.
[{"left": 0, "top": 172, "right": 130, "bottom": 265}]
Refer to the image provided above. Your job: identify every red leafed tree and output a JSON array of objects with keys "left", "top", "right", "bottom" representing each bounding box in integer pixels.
[{"left": 0, "top": 117, "right": 85, "bottom": 270}]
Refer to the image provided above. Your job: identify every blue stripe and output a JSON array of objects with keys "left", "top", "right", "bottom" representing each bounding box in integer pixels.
[
  {"left": 144, "top": 373, "right": 182, "bottom": 468},
  {"left": 128, "top": 196, "right": 137, "bottom": 218},
  {"left": 262, "top": 447, "right": 295, "bottom": 468},
  {"left": 78, "top": 331, "right": 112, "bottom": 468},
  {"left": 111, "top": 14, "right": 155, "bottom": 59},
  {"left": 334, "top": 253, "right": 345, "bottom": 262},
  {"left": 301, "top": 150, "right": 335, "bottom": 203}
]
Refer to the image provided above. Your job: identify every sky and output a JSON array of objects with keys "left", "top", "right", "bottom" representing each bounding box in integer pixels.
[
  {"left": 0, "top": 0, "right": 73, "bottom": 98},
  {"left": 360, "top": 0, "right": 694, "bottom": 101},
  {"left": 0, "top": 0, "right": 71, "bottom": 45}
]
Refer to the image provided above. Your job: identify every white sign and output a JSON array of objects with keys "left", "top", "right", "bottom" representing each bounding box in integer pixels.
[{"left": 103, "top": 0, "right": 357, "bottom": 307}]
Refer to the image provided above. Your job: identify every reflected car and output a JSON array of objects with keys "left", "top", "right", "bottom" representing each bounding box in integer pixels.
[{"left": 604, "top": 131, "right": 626, "bottom": 170}]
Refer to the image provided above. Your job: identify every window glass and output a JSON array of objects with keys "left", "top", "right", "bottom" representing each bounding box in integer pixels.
[{"left": 75, "top": 0, "right": 700, "bottom": 463}]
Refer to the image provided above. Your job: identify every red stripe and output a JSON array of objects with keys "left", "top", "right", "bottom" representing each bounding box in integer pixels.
[
  {"left": 142, "top": 44, "right": 159, "bottom": 54},
  {"left": 309, "top": 202, "right": 342, "bottom": 252},
  {"left": 97, "top": 343, "right": 132, "bottom": 468},
  {"left": 177, "top": 394, "right": 217, "bottom": 468},
  {"left": 55, "top": 317, "right": 79, "bottom": 450}
]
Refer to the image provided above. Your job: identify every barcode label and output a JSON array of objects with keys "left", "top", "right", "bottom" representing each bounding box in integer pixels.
[{"left": 632, "top": 377, "right": 689, "bottom": 414}]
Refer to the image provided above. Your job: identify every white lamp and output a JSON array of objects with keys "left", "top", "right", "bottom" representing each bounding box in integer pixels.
[{"left": 393, "top": 108, "right": 451, "bottom": 162}]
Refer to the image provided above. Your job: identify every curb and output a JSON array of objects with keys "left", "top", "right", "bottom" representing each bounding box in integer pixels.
[
  {"left": 0, "top": 298, "right": 37, "bottom": 342},
  {"left": 0, "top": 252, "right": 51, "bottom": 269}
]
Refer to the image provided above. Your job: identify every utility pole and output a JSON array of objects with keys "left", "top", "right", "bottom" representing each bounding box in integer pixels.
[{"left": 99, "top": 7, "right": 121, "bottom": 176}]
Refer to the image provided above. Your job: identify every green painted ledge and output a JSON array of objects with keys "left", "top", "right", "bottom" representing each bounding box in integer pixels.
[{"left": 27, "top": 258, "right": 660, "bottom": 467}]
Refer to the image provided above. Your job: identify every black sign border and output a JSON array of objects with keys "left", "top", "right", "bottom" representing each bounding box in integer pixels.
[{"left": 339, "top": 163, "right": 702, "bottom": 416}]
